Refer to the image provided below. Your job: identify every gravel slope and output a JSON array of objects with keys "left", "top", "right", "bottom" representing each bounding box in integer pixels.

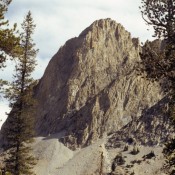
[
  {"left": 32, "top": 136, "right": 74, "bottom": 175},
  {"left": 32, "top": 135, "right": 167, "bottom": 175}
]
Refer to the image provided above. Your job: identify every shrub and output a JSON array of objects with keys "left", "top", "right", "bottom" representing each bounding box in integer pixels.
[
  {"left": 130, "top": 146, "right": 140, "bottom": 155},
  {"left": 142, "top": 151, "right": 155, "bottom": 160},
  {"left": 114, "top": 153, "right": 126, "bottom": 165},
  {"left": 123, "top": 145, "right": 129, "bottom": 151}
]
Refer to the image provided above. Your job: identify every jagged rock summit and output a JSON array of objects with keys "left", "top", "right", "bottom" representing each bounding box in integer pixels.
[{"left": 31, "top": 18, "right": 164, "bottom": 149}]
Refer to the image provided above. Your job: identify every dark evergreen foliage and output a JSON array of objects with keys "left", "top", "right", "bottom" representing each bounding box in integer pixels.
[
  {"left": 0, "top": 0, "right": 21, "bottom": 95},
  {"left": 139, "top": 0, "right": 175, "bottom": 91},
  {"left": 163, "top": 139, "right": 175, "bottom": 174},
  {"left": 3, "top": 11, "right": 38, "bottom": 175},
  {"left": 0, "top": 0, "right": 20, "bottom": 68},
  {"left": 140, "top": 0, "right": 175, "bottom": 173}
]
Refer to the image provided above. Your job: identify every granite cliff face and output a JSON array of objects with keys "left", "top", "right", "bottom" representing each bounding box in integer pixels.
[{"left": 31, "top": 18, "right": 164, "bottom": 149}]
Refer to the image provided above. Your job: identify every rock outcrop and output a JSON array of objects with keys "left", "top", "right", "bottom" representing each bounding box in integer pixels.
[
  {"left": 30, "top": 18, "right": 164, "bottom": 149},
  {"left": 1, "top": 18, "right": 169, "bottom": 150},
  {"left": 107, "top": 95, "right": 174, "bottom": 148}
]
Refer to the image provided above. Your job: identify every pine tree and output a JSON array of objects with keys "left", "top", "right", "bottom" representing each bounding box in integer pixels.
[
  {"left": 0, "top": 0, "right": 20, "bottom": 68},
  {"left": 140, "top": 0, "right": 175, "bottom": 174},
  {"left": 140, "top": 0, "right": 175, "bottom": 41},
  {"left": 0, "top": 0, "right": 20, "bottom": 94},
  {"left": 139, "top": 0, "right": 175, "bottom": 91},
  {"left": 3, "top": 11, "right": 38, "bottom": 175}
]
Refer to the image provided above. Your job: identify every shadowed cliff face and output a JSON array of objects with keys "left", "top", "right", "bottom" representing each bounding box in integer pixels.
[
  {"left": 1, "top": 19, "right": 165, "bottom": 149},
  {"left": 107, "top": 95, "right": 174, "bottom": 149}
]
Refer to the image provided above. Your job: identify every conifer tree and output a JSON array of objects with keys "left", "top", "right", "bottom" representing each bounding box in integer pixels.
[
  {"left": 0, "top": 0, "right": 20, "bottom": 68},
  {"left": 0, "top": 0, "right": 20, "bottom": 94},
  {"left": 140, "top": 0, "right": 175, "bottom": 174},
  {"left": 3, "top": 11, "right": 38, "bottom": 175},
  {"left": 139, "top": 0, "right": 175, "bottom": 90}
]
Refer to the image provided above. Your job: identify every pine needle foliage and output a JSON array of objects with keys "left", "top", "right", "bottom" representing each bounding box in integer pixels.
[
  {"left": 139, "top": 0, "right": 175, "bottom": 91},
  {"left": 0, "top": 0, "right": 20, "bottom": 68},
  {"left": 0, "top": 0, "right": 21, "bottom": 95},
  {"left": 163, "top": 139, "right": 175, "bottom": 175},
  {"left": 139, "top": 0, "right": 175, "bottom": 174},
  {"left": 3, "top": 11, "right": 38, "bottom": 175}
]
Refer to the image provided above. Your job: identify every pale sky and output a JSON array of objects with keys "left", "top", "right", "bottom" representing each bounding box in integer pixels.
[{"left": 0, "top": 0, "right": 155, "bottom": 129}]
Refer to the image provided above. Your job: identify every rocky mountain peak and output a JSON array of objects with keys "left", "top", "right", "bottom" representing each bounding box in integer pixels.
[
  {"left": 1, "top": 19, "right": 166, "bottom": 150},
  {"left": 80, "top": 18, "right": 140, "bottom": 53}
]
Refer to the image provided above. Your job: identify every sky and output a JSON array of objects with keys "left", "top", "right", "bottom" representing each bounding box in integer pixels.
[{"left": 0, "top": 0, "right": 155, "bottom": 129}]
